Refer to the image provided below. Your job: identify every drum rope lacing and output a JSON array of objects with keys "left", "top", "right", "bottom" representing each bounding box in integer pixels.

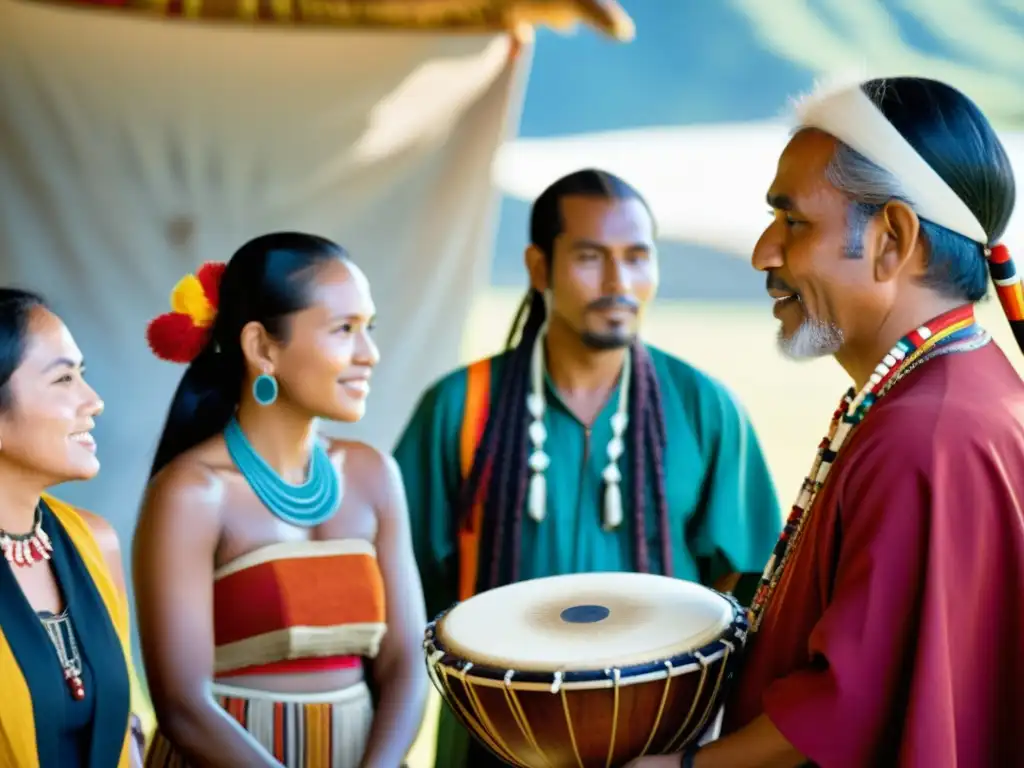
[
  {"left": 748, "top": 305, "right": 988, "bottom": 632},
  {"left": 424, "top": 586, "right": 750, "bottom": 765}
]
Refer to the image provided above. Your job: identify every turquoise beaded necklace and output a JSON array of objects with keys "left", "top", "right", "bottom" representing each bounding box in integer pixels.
[{"left": 223, "top": 417, "right": 340, "bottom": 527}]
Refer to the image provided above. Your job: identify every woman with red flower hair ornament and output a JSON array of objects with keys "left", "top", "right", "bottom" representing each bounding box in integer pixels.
[{"left": 134, "top": 232, "right": 428, "bottom": 768}]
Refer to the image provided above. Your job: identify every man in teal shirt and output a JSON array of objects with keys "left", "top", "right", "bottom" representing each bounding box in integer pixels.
[{"left": 394, "top": 169, "right": 782, "bottom": 768}]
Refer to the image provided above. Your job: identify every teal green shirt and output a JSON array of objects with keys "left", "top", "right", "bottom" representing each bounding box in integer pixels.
[{"left": 393, "top": 345, "right": 782, "bottom": 767}]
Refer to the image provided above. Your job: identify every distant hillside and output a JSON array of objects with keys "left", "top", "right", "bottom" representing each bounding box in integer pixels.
[{"left": 490, "top": 0, "right": 1024, "bottom": 300}]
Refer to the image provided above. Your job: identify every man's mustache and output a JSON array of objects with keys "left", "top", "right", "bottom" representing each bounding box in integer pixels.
[
  {"left": 586, "top": 295, "right": 639, "bottom": 313},
  {"left": 766, "top": 273, "right": 798, "bottom": 295}
]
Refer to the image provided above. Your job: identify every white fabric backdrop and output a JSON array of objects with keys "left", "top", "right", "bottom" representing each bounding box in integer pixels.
[{"left": 0, "top": 0, "right": 529, "bottom": 613}]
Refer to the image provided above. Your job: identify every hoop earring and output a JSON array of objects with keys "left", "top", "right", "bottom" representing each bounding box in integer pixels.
[{"left": 253, "top": 373, "right": 278, "bottom": 407}]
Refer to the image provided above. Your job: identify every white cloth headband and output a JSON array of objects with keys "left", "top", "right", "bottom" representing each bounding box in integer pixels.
[{"left": 793, "top": 83, "right": 988, "bottom": 244}]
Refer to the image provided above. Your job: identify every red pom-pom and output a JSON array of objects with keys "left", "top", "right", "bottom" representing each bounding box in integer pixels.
[
  {"left": 146, "top": 312, "right": 210, "bottom": 364},
  {"left": 195, "top": 262, "right": 226, "bottom": 310},
  {"left": 989, "top": 243, "right": 1011, "bottom": 265}
]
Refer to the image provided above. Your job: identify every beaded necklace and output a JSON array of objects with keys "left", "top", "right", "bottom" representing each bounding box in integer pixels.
[
  {"left": 0, "top": 505, "right": 52, "bottom": 567},
  {"left": 223, "top": 417, "right": 341, "bottom": 528},
  {"left": 526, "top": 323, "right": 631, "bottom": 531},
  {"left": 748, "top": 305, "right": 987, "bottom": 632}
]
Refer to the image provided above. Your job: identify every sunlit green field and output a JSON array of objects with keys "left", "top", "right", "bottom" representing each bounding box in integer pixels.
[{"left": 404, "top": 288, "right": 1024, "bottom": 768}]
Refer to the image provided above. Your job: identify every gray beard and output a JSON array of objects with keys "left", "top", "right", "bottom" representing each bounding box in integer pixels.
[{"left": 777, "top": 315, "right": 844, "bottom": 360}]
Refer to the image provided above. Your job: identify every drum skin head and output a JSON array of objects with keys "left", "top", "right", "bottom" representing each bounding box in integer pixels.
[
  {"left": 435, "top": 572, "right": 734, "bottom": 672},
  {"left": 423, "top": 572, "right": 747, "bottom": 766}
]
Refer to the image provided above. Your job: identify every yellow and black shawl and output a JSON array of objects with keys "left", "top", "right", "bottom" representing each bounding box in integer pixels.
[{"left": 0, "top": 494, "right": 134, "bottom": 768}]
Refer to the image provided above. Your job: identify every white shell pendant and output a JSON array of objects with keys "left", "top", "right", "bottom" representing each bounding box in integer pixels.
[
  {"left": 528, "top": 472, "right": 547, "bottom": 523},
  {"left": 603, "top": 481, "right": 623, "bottom": 531}
]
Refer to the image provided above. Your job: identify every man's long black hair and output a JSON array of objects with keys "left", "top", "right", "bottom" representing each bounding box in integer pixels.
[{"left": 457, "top": 169, "right": 672, "bottom": 592}]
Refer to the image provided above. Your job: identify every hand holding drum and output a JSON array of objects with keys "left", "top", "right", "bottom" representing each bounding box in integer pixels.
[{"left": 423, "top": 572, "right": 747, "bottom": 767}]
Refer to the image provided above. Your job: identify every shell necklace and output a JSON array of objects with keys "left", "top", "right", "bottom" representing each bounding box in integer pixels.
[
  {"left": 0, "top": 505, "right": 53, "bottom": 567},
  {"left": 526, "top": 323, "right": 631, "bottom": 531}
]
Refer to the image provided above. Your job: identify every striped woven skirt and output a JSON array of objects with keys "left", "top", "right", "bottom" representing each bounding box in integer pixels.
[{"left": 145, "top": 681, "right": 373, "bottom": 768}]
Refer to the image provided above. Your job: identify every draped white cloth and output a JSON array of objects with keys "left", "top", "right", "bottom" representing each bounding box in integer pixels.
[{"left": 0, "top": 0, "right": 529, "bottom": 595}]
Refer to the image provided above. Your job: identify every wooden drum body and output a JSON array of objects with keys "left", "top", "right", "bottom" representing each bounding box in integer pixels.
[{"left": 423, "top": 572, "right": 748, "bottom": 768}]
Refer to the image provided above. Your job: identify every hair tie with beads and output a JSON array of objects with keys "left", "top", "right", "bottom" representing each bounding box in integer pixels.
[{"left": 985, "top": 244, "right": 1024, "bottom": 355}]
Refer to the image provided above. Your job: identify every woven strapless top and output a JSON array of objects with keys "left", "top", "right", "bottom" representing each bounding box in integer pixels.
[{"left": 212, "top": 539, "right": 387, "bottom": 676}]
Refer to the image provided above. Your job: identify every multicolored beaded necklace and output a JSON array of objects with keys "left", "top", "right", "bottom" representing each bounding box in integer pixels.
[
  {"left": 748, "top": 304, "right": 989, "bottom": 633},
  {"left": 0, "top": 505, "right": 53, "bottom": 567}
]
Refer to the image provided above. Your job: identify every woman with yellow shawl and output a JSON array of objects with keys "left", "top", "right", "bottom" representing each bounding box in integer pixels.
[{"left": 0, "top": 288, "right": 145, "bottom": 768}]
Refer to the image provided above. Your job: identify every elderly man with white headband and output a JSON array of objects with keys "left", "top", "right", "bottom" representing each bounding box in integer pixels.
[{"left": 628, "top": 76, "right": 1024, "bottom": 768}]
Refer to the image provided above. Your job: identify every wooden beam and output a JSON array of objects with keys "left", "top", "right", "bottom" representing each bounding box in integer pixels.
[{"left": 29, "top": 0, "right": 635, "bottom": 41}]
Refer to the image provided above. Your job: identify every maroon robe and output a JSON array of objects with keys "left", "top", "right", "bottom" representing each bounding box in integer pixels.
[{"left": 726, "top": 342, "right": 1024, "bottom": 766}]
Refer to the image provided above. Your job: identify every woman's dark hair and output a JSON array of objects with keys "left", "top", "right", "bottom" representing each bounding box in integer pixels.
[
  {"left": 457, "top": 169, "right": 673, "bottom": 591},
  {"left": 0, "top": 288, "right": 47, "bottom": 412},
  {"left": 826, "top": 77, "right": 1016, "bottom": 303},
  {"left": 148, "top": 232, "right": 348, "bottom": 478}
]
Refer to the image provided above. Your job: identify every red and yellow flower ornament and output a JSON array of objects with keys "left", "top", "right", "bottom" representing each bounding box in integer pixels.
[{"left": 146, "top": 262, "right": 226, "bottom": 363}]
